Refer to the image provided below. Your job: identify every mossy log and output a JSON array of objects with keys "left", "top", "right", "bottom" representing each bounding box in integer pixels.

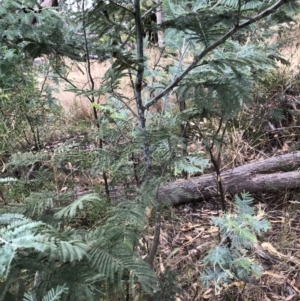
[{"left": 159, "top": 152, "right": 300, "bottom": 205}]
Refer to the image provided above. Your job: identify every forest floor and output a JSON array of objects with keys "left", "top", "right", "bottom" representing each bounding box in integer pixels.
[
  {"left": 158, "top": 195, "right": 300, "bottom": 300},
  {"left": 34, "top": 23, "right": 300, "bottom": 301}
]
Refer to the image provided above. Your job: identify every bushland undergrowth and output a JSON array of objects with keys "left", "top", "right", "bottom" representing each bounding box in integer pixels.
[{"left": 1, "top": 0, "right": 300, "bottom": 300}]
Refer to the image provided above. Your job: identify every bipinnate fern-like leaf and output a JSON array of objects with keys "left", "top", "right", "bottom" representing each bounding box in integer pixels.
[
  {"left": 0, "top": 177, "right": 18, "bottom": 183},
  {"left": 24, "top": 191, "right": 55, "bottom": 217},
  {"left": 0, "top": 213, "right": 88, "bottom": 287},
  {"left": 90, "top": 247, "right": 158, "bottom": 295},
  {"left": 0, "top": 214, "right": 49, "bottom": 279},
  {"left": 57, "top": 240, "right": 87, "bottom": 262},
  {"left": 41, "top": 284, "right": 68, "bottom": 301},
  {"left": 173, "top": 155, "right": 209, "bottom": 176},
  {"left": 31, "top": 262, "right": 102, "bottom": 301},
  {"left": 201, "top": 193, "right": 270, "bottom": 291},
  {"left": 87, "top": 197, "right": 159, "bottom": 295},
  {"left": 7, "top": 152, "right": 50, "bottom": 168},
  {"left": 55, "top": 193, "right": 100, "bottom": 219},
  {"left": 173, "top": 40, "right": 276, "bottom": 123},
  {"left": 201, "top": 266, "right": 231, "bottom": 290},
  {"left": 41, "top": 230, "right": 87, "bottom": 263},
  {"left": 0, "top": 213, "right": 24, "bottom": 224},
  {"left": 23, "top": 292, "right": 35, "bottom": 301},
  {"left": 107, "top": 201, "right": 148, "bottom": 229},
  {"left": 23, "top": 284, "right": 68, "bottom": 301},
  {"left": 203, "top": 246, "right": 232, "bottom": 267},
  {"left": 125, "top": 256, "right": 158, "bottom": 295}
]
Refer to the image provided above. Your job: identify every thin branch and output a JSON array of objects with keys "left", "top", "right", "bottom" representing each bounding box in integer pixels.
[
  {"left": 109, "top": 0, "right": 134, "bottom": 16},
  {"left": 82, "top": 1, "right": 110, "bottom": 200},
  {"left": 51, "top": 65, "right": 94, "bottom": 104},
  {"left": 144, "top": 0, "right": 290, "bottom": 110},
  {"left": 111, "top": 90, "right": 138, "bottom": 118},
  {"left": 207, "top": 117, "right": 227, "bottom": 211},
  {"left": 146, "top": 188, "right": 161, "bottom": 267},
  {"left": 151, "top": 47, "right": 166, "bottom": 71},
  {"left": 39, "top": 67, "right": 50, "bottom": 94},
  {"left": 82, "top": 2, "right": 96, "bottom": 107},
  {"left": 255, "top": 126, "right": 300, "bottom": 140},
  {"left": 162, "top": 39, "right": 190, "bottom": 114},
  {"left": 196, "top": 116, "right": 227, "bottom": 211}
]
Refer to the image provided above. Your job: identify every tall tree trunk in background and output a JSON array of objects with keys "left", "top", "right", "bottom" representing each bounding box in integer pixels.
[
  {"left": 155, "top": 0, "right": 164, "bottom": 47},
  {"left": 40, "top": 0, "right": 59, "bottom": 8}
]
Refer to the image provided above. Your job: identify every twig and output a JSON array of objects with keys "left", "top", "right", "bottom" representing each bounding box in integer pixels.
[
  {"left": 82, "top": 1, "right": 110, "bottom": 200},
  {"left": 146, "top": 188, "right": 161, "bottom": 267},
  {"left": 144, "top": 0, "right": 290, "bottom": 110}
]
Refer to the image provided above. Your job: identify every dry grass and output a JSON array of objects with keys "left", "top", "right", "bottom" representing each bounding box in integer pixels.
[
  {"left": 38, "top": 48, "right": 176, "bottom": 122},
  {"left": 276, "top": 21, "right": 300, "bottom": 73}
]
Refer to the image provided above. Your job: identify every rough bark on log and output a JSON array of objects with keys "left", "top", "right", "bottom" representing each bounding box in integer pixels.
[{"left": 159, "top": 152, "right": 300, "bottom": 205}]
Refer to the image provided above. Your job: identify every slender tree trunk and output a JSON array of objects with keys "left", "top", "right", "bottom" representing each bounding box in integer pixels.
[
  {"left": 134, "top": 0, "right": 151, "bottom": 176},
  {"left": 134, "top": 0, "right": 161, "bottom": 282},
  {"left": 81, "top": 1, "right": 110, "bottom": 200},
  {"left": 155, "top": 0, "right": 164, "bottom": 47}
]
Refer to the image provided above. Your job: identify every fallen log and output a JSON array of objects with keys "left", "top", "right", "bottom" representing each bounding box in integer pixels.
[{"left": 159, "top": 151, "right": 300, "bottom": 205}]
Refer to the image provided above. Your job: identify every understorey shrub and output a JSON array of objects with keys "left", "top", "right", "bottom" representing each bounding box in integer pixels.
[{"left": 201, "top": 192, "right": 270, "bottom": 294}]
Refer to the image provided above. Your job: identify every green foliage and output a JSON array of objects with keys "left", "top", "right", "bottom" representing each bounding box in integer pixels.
[
  {"left": 0, "top": 0, "right": 298, "bottom": 299},
  {"left": 0, "top": 48, "right": 59, "bottom": 152},
  {"left": 90, "top": 246, "right": 158, "bottom": 295},
  {"left": 0, "top": 0, "right": 66, "bottom": 153},
  {"left": 201, "top": 193, "right": 270, "bottom": 293},
  {"left": 0, "top": 178, "right": 17, "bottom": 183},
  {"left": 152, "top": 268, "right": 180, "bottom": 301},
  {"left": 87, "top": 192, "right": 160, "bottom": 295},
  {"left": 23, "top": 285, "right": 68, "bottom": 301},
  {"left": 174, "top": 40, "right": 275, "bottom": 126},
  {"left": 55, "top": 193, "right": 101, "bottom": 219},
  {"left": 7, "top": 153, "right": 50, "bottom": 168},
  {"left": 174, "top": 155, "right": 209, "bottom": 176},
  {"left": 0, "top": 190, "right": 158, "bottom": 300},
  {"left": 0, "top": 214, "right": 49, "bottom": 280}
]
